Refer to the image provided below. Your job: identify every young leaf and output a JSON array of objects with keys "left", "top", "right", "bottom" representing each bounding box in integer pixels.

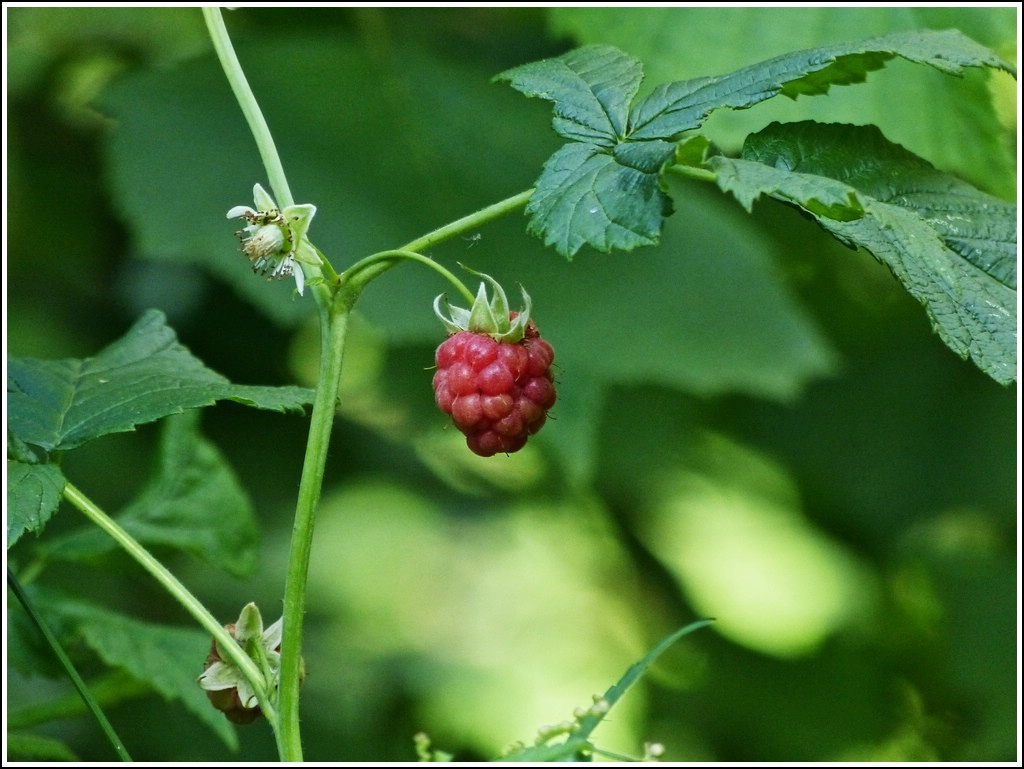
[
  {"left": 498, "top": 31, "right": 1014, "bottom": 258},
  {"left": 40, "top": 412, "right": 260, "bottom": 577},
  {"left": 7, "top": 309, "right": 315, "bottom": 453},
  {"left": 710, "top": 121, "right": 1016, "bottom": 385}
]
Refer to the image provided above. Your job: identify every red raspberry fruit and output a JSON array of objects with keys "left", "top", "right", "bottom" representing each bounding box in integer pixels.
[{"left": 433, "top": 319, "right": 556, "bottom": 456}]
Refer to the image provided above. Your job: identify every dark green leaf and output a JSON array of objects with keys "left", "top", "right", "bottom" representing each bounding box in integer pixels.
[
  {"left": 494, "top": 44, "right": 643, "bottom": 145},
  {"left": 551, "top": 8, "right": 1018, "bottom": 201},
  {"left": 710, "top": 122, "right": 1016, "bottom": 384},
  {"left": 501, "top": 32, "right": 1013, "bottom": 258},
  {"left": 526, "top": 142, "right": 672, "bottom": 257},
  {"left": 7, "top": 309, "right": 314, "bottom": 452},
  {"left": 628, "top": 29, "right": 1015, "bottom": 140},
  {"left": 7, "top": 460, "right": 66, "bottom": 549},
  {"left": 43, "top": 412, "right": 260, "bottom": 577},
  {"left": 51, "top": 597, "right": 238, "bottom": 751}
]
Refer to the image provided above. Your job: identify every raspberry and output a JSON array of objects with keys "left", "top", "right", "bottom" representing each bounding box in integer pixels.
[
  {"left": 431, "top": 269, "right": 556, "bottom": 457},
  {"left": 433, "top": 320, "right": 556, "bottom": 456}
]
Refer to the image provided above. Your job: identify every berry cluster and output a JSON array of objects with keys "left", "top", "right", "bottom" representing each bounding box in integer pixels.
[
  {"left": 431, "top": 270, "right": 556, "bottom": 457},
  {"left": 433, "top": 318, "right": 556, "bottom": 456}
]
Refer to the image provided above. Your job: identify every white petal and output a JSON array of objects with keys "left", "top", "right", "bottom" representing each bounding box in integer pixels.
[
  {"left": 197, "top": 661, "right": 242, "bottom": 691},
  {"left": 293, "top": 263, "right": 305, "bottom": 295},
  {"left": 263, "top": 617, "right": 284, "bottom": 649},
  {"left": 227, "top": 205, "right": 256, "bottom": 219}
]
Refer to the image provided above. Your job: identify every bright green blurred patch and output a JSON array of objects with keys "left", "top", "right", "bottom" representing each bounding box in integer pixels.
[
  {"left": 306, "top": 480, "right": 662, "bottom": 757},
  {"left": 640, "top": 432, "right": 876, "bottom": 657}
]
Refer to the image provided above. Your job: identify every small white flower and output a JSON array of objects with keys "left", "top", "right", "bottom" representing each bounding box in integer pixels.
[
  {"left": 227, "top": 184, "right": 319, "bottom": 295},
  {"left": 198, "top": 603, "right": 282, "bottom": 712}
]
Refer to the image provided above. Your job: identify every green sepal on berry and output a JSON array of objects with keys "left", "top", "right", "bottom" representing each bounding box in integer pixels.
[{"left": 433, "top": 268, "right": 533, "bottom": 343}]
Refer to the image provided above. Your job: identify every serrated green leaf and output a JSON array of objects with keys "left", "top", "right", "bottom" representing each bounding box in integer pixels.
[
  {"left": 7, "top": 309, "right": 314, "bottom": 453},
  {"left": 710, "top": 122, "right": 1016, "bottom": 384},
  {"left": 628, "top": 29, "right": 1014, "bottom": 141},
  {"left": 526, "top": 142, "right": 672, "bottom": 257},
  {"left": 7, "top": 460, "right": 66, "bottom": 549},
  {"left": 49, "top": 597, "right": 239, "bottom": 751},
  {"left": 502, "top": 31, "right": 1013, "bottom": 258},
  {"left": 42, "top": 411, "right": 259, "bottom": 577},
  {"left": 550, "top": 7, "right": 1018, "bottom": 200},
  {"left": 495, "top": 44, "right": 643, "bottom": 145}
]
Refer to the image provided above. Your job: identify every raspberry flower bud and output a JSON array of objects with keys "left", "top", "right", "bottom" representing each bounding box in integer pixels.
[
  {"left": 197, "top": 603, "right": 300, "bottom": 725},
  {"left": 227, "top": 183, "right": 320, "bottom": 295},
  {"left": 432, "top": 270, "right": 556, "bottom": 457}
]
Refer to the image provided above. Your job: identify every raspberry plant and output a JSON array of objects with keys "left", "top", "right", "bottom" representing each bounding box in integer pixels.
[{"left": 6, "top": 7, "right": 1017, "bottom": 763}]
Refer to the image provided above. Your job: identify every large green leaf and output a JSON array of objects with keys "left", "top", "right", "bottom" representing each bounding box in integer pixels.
[
  {"left": 497, "top": 32, "right": 1012, "bottom": 258},
  {"left": 549, "top": 7, "right": 1018, "bottom": 200},
  {"left": 40, "top": 412, "right": 260, "bottom": 576},
  {"left": 49, "top": 597, "right": 238, "bottom": 751},
  {"left": 7, "top": 309, "right": 314, "bottom": 453},
  {"left": 710, "top": 122, "right": 1016, "bottom": 385}
]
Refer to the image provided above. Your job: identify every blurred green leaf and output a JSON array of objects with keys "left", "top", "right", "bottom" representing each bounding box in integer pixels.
[
  {"left": 710, "top": 122, "right": 1016, "bottom": 384},
  {"left": 5, "top": 732, "right": 81, "bottom": 762},
  {"left": 51, "top": 597, "right": 239, "bottom": 751},
  {"left": 42, "top": 412, "right": 260, "bottom": 578},
  {"left": 7, "top": 309, "right": 314, "bottom": 453}
]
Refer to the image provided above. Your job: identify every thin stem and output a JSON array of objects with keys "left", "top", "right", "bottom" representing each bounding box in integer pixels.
[
  {"left": 340, "top": 249, "right": 476, "bottom": 304},
  {"left": 8, "top": 569, "right": 133, "bottom": 762},
  {"left": 203, "top": 7, "right": 294, "bottom": 209},
  {"left": 277, "top": 282, "right": 351, "bottom": 762},
  {"left": 61, "top": 482, "right": 282, "bottom": 750},
  {"left": 401, "top": 188, "right": 533, "bottom": 253},
  {"left": 335, "top": 189, "right": 534, "bottom": 294}
]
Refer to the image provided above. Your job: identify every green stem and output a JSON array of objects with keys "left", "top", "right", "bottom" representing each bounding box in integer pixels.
[
  {"left": 203, "top": 7, "right": 294, "bottom": 209},
  {"left": 336, "top": 189, "right": 534, "bottom": 293},
  {"left": 402, "top": 189, "right": 533, "bottom": 253},
  {"left": 340, "top": 249, "right": 476, "bottom": 304},
  {"left": 8, "top": 568, "right": 133, "bottom": 762},
  {"left": 277, "top": 282, "right": 351, "bottom": 762},
  {"left": 664, "top": 163, "right": 718, "bottom": 184},
  {"left": 61, "top": 482, "right": 282, "bottom": 750}
]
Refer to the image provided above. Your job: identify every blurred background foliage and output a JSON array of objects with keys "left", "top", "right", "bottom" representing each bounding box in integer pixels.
[{"left": 5, "top": 6, "right": 1018, "bottom": 762}]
